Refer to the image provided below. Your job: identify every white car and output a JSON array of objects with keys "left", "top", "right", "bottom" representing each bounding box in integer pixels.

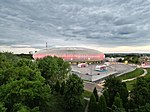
[
  {"left": 95, "top": 65, "right": 107, "bottom": 71},
  {"left": 78, "top": 63, "right": 88, "bottom": 68}
]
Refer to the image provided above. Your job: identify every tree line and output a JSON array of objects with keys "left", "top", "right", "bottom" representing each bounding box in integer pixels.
[
  {"left": 0, "top": 52, "right": 150, "bottom": 112},
  {"left": 0, "top": 52, "right": 84, "bottom": 112},
  {"left": 88, "top": 76, "right": 150, "bottom": 112}
]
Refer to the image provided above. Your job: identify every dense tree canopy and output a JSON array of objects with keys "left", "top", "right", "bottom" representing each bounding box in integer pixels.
[
  {"left": 37, "top": 56, "right": 71, "bottom": 85},
  {"left": 98, "top": 95, "right": 107, "bottom": 112},
  {"left": 93, "top": 87, "right": 99, "bottom": 102},
  {"left": 0, "top": 57, "right": 52, "bottom": 111},
  {"left": 130, "top": 77, "right": 150, "bottom": 107},
  {"left": 113, "top": 93, "right": 123, "bottom": 108},
  {"left": 64, "top": 74, "right": 84, "bottom": 112},
  {"left": 0, "top": 102, "right": 7, "bottom": 112},
  {"left": 0, "top": 53, "right": 73, "bottom": 112},
  {"left": 88, "top": 93, "right": 97, "bottom": 112},
  {"left": 1, "top": 52, "right": 150, "bottom": 112},
  {"left": 103, "top": 89, "right": 110, "bottom": 107},
  {"left": 104, "top": 77, "right": 128, "bottom": 108}
]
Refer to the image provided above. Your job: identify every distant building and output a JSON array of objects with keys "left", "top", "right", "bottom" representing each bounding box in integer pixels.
[
  {"left": 140, "top": 56, "right": 150, "bottom": 62},
  {"left": 141, "top": 62, "right": 150, "bottom": 68},
  {"left": 105, "top": 57, "right": 124, "bottom": 62},
  {"left": 29, "top": 51, "right": 33, "bottom": 54}
]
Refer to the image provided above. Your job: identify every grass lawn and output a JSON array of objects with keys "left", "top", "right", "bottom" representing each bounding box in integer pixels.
[
  {"left": 118, "top": 68, "right": 144, "bottom": 80},
  {"left": 126, "top": 80, "right": 137, "bottom": 91},
  {"left": 144, "top": 68, "right": 150, "bottom": 78},
  {"left": 83, "top": 90, "right": 92, "bottom": 98},
  {"left": 126, "top": 68, "right": 150, "bottom": 91}
]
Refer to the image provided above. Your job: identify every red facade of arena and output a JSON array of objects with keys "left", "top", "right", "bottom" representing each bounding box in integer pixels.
[{"left": 33, "top": 47, "right": 105, "bottom": 62}]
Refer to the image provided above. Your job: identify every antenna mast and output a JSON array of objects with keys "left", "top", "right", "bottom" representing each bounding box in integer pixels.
[{"left": 46, "top": 42, "right": 48, "bottom": 49}]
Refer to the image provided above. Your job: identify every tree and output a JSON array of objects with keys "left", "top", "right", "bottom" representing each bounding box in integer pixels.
[
  {"left": 16, "top": 58, "right": 38, "bottom": 70},
  {"left": 0, "top": 53, "right": 68, "bottom": 112},
  {"left": 103, "top": 89, "right": 110, "bottom": 107},
  {"left": 0, "top": 58, "right": 40, "bottom": 86},
  {"left": 37, "top": 56, "right": 59, "bottom": 84},
  {"left": 88, "top": 93, "right": 97, "bottom": 112},
  {"left": 97, "top": 95, "right": 107, "bottom": 112},
  {"left": 0, "top": 102, "right": 7, "bottom": 112},
  {"left": 119, "top": 83, "right": 128, "bottom": 108},
  {"left": 113, "top": 93, "right": 123, "bottom": 108},
  {"left": 118, "top": 58, "right": 123, "bottom": 62},
  {"left": 104, "top": 77, "right": 128, "bottom": 108},
  {"left": 37, "top": 56, "right": 71, "bottom": 85},
  {"left": 64, "top": 74, "right": 84, "bottom": 112},
  {"left": 55, "top": 80, "right": 61, "bottom": 93},
  {"left": 0, "top": 53, "right": 14, "bottom": 85},
  {"left": 12, "top": 103, "right": 39, "bottom": 112},
  {"left": 112, "top": 93, "right": 125, "bottom": 112},
  {"left": 130, "top": 77, "right": 150, "bottom": 107},
  {"left": 0, "top": 59, "right": 53, "bottom": 112},
  {"left": 138, "top": 103, "right": 150, "bottom": 112},
  {"left": 60, "top": 81, "right": 65, "bottom": 95},
  {"left": 54, "top": 56, "right": 71, "bottom": 79},
  {"left": 1, "top": 62, "right": 41, "bottom": 85},
  {"left": 0, "top": 77, "right": 52, "bottom": 112},
  {"left": 112, "top": 107, "right": 126, "bottom": 112},
  {"left": 93, "top": 87, "right": 99, "bottom": 102}
]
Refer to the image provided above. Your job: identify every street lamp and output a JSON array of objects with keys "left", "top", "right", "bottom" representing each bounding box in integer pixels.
[
  {"left": 88, "top": 58, "right": 91, "bottom": 64},
  {"left": 88, "top": 58, "right": 93, "bottom": 75}
]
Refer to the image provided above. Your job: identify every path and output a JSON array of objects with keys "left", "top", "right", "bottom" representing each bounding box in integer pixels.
[{"left": 122, "top": 69, "right": 147, "bottom": 82}]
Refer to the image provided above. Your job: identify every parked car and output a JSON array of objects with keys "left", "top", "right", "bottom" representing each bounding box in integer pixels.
[
  {"left": 95, "top": 65, "right": 107, "bottom": 71},
  {"left": 78, "top": 63, "right": 88, "bottom": 68},
  {"left": 85, "top": 73, "right": 89, "bottom": 75}
]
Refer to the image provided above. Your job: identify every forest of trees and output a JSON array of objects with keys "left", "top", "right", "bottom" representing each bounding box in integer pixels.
[
  {"left": 0, "top": 52, "right": 150, "bottom": 112},
  {"left": 88, "top": 76, "right": 150, "bottom": 112},
  {"left": 0, "top": 53, "right": 84, "bottom": 112}
]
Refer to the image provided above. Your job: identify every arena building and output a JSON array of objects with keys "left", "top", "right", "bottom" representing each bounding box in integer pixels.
[{"left": 33, "top": 47, "right": 105, "bottom": 63}]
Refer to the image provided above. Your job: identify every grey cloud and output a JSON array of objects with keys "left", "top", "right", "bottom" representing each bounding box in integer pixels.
[
  {"left": 0, "top": 0, "right": 150, "bottom": 49},
  {"left": 114, "top": 18, "right": 135, "bottom": 26},
  {"left": 10, "top": 45, "right": 31, "bottom": 48},
  {"left": 116, "top": 26, "right": 137, "bottom": 35}
]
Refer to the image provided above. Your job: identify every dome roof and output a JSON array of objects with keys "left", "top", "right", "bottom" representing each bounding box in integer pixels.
[{"left": 34, "top": 47, "right": 103, "bottom": 55}]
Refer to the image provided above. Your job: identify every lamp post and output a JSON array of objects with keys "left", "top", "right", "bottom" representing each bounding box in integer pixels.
[
  {"left": 88, "top": 58, "right": 92, "bottom": 75},
  {"left": 114, "top": 58, "right": 117, "bottom": 71},
  {"left": 70, "top": 58, "right": 73, "bottom": 64},
  {"left": 88, "top": 58, "right": 90, "bottom": 63}
]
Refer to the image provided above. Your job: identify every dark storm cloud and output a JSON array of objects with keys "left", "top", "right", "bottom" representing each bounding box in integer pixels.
[{"left": 0, "top": 0, "right": 150, "bottom": 48}]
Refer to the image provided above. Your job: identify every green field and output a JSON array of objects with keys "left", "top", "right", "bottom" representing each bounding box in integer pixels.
[
  {"left": 144, "top": 68, "right": 150, "bottom": 78},
  {"left": 118, "top": 68, "right": 144, "bottom": 80},
  {"left": 126, "top": 80, "right": 137, "bottom": 91},
  {"left": 125, "top": 68, "right": 150, "bottom": 91},
  {"left": 83, "top": 90, "right": 92, "bottom": 98}
]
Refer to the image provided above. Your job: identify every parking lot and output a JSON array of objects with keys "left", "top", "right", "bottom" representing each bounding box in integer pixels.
[
  {"left": 72, "top": 63, "right": 136, "bottom": 92},
  {"left": 71, "top": 63, "right": 136, "bottom": 82}
]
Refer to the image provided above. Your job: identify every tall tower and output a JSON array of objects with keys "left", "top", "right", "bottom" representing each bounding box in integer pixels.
[{"left": 46, "top": 42, "right": 47, "bottom": 49}]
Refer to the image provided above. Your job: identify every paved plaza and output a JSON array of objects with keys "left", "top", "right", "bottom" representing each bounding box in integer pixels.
[
  {"left": 71, "top": 63, "right": 136, "bottom": 82},
  {"left": 74, "top": 63, "right": 137, "bottom": 92}
]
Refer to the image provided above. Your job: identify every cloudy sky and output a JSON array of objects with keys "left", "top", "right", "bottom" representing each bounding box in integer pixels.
[{"left": 0, "top": 0, "right": 150, "bottom": 53}]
